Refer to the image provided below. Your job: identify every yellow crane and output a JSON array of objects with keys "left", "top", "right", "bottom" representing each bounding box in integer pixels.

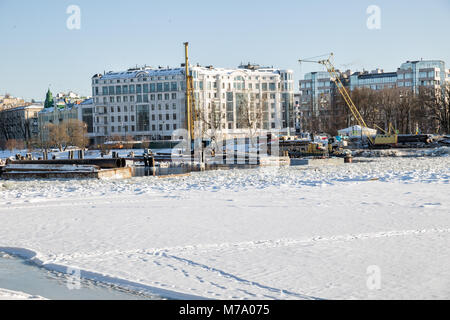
[
  {"left": 299, "top": 53, "right": 397, "bottom": 148},
  {"left": 184, "top": 42, "right": 196, "bottom": 140}
]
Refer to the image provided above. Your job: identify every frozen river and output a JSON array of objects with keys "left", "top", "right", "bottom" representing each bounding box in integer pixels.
[{"left": 0, "top": 252, "right": 164, "bottom": 300}]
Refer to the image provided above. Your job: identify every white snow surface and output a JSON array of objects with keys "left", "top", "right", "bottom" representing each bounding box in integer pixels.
[
  {"left": 0, "top": 157, "right": 449, "bottom": 300},
  {"left": 0, "top": 288, "right": 46, "bottom": 300}
]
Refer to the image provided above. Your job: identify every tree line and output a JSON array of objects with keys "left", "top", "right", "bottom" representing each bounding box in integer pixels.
[
  {"left": 0, "top": 119, "right": 88, "bottom": 151},
  {"left": 306, "top": 84, "right": 450, "bottom": 135}
]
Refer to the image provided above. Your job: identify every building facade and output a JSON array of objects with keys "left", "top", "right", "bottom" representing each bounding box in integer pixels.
[
  {"left": 38, "top": 98, "right": 95, "bottom": 144},
  {"left": 91, "top": 64, "right": 294, "bottom": 143},
  {"left": 0, "top": 104, "right": 43, "bottom": 142}
]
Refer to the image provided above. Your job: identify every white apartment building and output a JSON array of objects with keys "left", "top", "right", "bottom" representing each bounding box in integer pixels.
[{"left": 91, "top": 64, "right": 294, "bottom": 144}]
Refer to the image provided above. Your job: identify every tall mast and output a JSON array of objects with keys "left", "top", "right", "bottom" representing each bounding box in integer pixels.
[{"left": 184, "top": 42, "right": 195, "bottom": 140}]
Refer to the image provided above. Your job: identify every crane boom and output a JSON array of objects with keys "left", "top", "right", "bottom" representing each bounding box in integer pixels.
[{"left": 299, "top": 53, "right": 374, "bottom": 145}]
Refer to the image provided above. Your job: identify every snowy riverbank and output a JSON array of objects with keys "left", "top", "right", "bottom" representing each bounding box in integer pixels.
[
  {"left": 0, "top": 288, "right": 46, "bottom": 300},
  {"left": 1, "top": 157, "right": 449, "bottom": 299}
]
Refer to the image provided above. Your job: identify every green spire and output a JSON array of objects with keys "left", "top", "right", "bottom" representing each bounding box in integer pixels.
[{"left": 44, "top": 88, "right": 54, "bottom": 109}]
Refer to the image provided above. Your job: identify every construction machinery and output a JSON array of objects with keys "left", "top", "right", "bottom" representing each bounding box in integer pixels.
[{"left": 299, "top": 53, "right": 398, "bottom": 148}]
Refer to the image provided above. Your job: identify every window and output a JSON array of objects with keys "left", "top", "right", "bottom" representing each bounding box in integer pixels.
[
  {"left": 111, "top": 116, "right": 115, "bottom": 122},
  {"left": 109, "top": 86, "right": 115, "bottom": 95},
  {"left": 171, "top": 82, "right": 177, "bottom": 91},
  {"left": 136, "top": 105, "right": 149, "bottom": 131},
  {"left": 111, "top": 107, "right": 114, "bottom": 112},
  {"left": 157, "top": 83, "right": 163, "bottom": 92},
  {"left": 136, "top": 84, "right": 142, "bottom": 93},
  {"left": 164, "top": 82, "right": 170, "bottom": 91},
  {"left": 129, "top": 85, "right": 135, "bottom": 94},
  {"left": 122, "top": 85, "right": 128, "bottom": 94},
  {"left": 143, "top": 84, "right": 149, "bottom": 93},
  {"left": 173, "top": 113, "right": 177, "bottom": 120},
  {"left": 116, "top": 86, "right": 121, "bottom": 94},
  {"left": 150, "top": 83, "right": 156, "bottom": 92},
  {"left": 166, "top": 114, "right": 170, "bottom": 120}
]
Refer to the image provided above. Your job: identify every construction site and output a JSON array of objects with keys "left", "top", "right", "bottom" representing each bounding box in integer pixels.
[{"left": 1, "top": 46, "right": 449, "bottom": 180}]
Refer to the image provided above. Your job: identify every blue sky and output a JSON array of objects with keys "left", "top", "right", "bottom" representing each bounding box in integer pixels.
[{"left": 1, "top": 0, "right": 449, "bottom": 100}]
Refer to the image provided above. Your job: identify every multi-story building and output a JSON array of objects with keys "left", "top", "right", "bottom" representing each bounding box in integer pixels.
[
  {"left": 0, "top": 104, "right": 43, "bottom": 142},
  {"left": 349, "top": 69, "right": 397, "bottom": 91},
  {"left": 38, "top": 98, "right": 95, "bottom": 144},
  {"left": 397, "top": 60, "right": 448, "bottom": 93},
  {"left": 298, "top": 71, "right": 351, "bottom": 133},
  {"left": 91, "top": 64, "right": 294, "bottom": 143}
]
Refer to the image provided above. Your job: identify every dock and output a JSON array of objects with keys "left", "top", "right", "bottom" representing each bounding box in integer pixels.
[{"left": 1, "top": 163, "right": 131, "bottom": 180}]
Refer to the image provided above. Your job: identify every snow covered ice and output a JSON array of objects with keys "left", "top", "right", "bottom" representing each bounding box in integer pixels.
[{"left": 0, "top": 156, "right": 449, "bottom": 299}]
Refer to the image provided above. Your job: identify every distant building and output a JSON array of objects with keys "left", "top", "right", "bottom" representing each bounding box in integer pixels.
[
  {"left": 0, "top": 104, "right": 43, "bottom": 142},
  {"left": 91, "top": 64, "right": 294, "bottom": 144},
  {"left": 349, "top": 69, "right": 397, "bottom": 91},
  {"left": 38, "top": 98, "right": 95, "bottom": 144},
  {"left": 298, "top": 71, "right": 351, "bottom": 133},
  {"left": 0, "top": 95, "right": 26, "bottom": 111}
]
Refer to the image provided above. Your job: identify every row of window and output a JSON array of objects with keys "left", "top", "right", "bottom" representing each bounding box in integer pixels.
[
  {"left": 94, "top": 75, "right": 180, "bottom": 85},
  {"left": 109, "top": 123, "right": 179, "bottom": 133},
  {"left": 97, "top": 93, "right": 179, "bottom": 104},
  {"left": 95, "top": 82, "right": 181, "bottom": 96},
  {"left": 94, "top": 80, "right": 293, "bottom": 97}
]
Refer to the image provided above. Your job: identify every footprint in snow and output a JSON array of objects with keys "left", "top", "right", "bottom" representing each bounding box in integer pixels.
[{"left": 421, "top": 203, "right": 441, "bottom": 208}]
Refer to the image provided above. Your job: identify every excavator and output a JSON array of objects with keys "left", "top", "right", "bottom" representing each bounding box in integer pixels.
[{"left": 299, "top": 53, "right": 398, "bottom": 149}]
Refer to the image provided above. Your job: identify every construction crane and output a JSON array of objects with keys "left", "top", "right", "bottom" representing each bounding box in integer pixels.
[
  {"left": 184, "top": 42, "right": 196, "bottom": 140},
  {"left": 299, "top": 53, "right": 397, "bottom": 148}
]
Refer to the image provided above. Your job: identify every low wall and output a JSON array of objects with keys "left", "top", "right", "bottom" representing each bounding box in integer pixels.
[{"left": 290, "top": 158, "right": 345, "bottom": 167}]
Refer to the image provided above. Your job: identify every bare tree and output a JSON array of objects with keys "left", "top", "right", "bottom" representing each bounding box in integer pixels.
[
  {"left": 236, "top": 91, "right": 263, "bottom": 142},
  {"left": 418, "top": 84, "right": 450, "bottom": 134},
  {"left": 65, "top": 119, "right": 89, "bottom": 148}
]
